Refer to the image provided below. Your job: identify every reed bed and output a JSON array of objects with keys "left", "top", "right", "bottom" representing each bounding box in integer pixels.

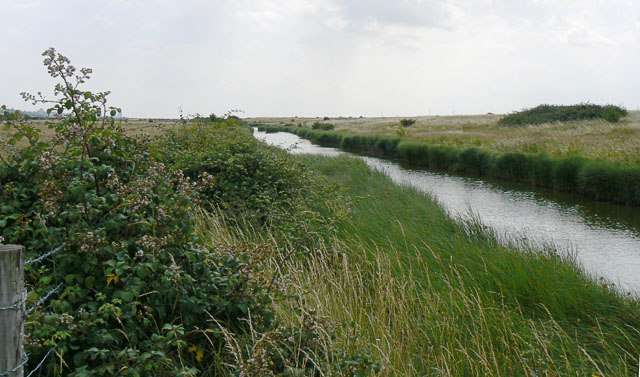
[
  {"left": 249, "top": 111, "right": 640, "bottom": 166},
  {"left": 256, "top": 124, "right": 640, "bottom": 206}
]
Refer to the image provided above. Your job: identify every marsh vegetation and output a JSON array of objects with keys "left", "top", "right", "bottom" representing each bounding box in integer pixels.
[
  {"left": 3, "top": 49, "right": 639, "bottom": 376},
  {"left": 255, "top": 115, "right": 640, "bottom": 207},
  {"left": 250, "top": 110, "right": 640, "bottom": 166}
]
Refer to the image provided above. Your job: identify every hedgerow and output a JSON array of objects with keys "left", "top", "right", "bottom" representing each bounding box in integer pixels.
[{"left": 0, "top": 49, "right": 378, "bottom": 376}]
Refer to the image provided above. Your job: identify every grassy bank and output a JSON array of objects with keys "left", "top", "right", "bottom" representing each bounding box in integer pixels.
[
  {"left": 256, "top": 124, "right": 640, "bottom": 206},
  {"left": 286, "top": 155, "right": 640, "bottom": 376},
  {"left": 201, "top": 154, "right": 640, "bottom": 376}
]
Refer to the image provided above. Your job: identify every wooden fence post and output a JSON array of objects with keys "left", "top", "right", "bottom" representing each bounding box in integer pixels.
[{"left": 0, "top": 245, "right": 25, "bottom": 377}]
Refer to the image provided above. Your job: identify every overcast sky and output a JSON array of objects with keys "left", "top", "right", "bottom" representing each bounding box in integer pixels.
[{"left": 1, "top": 0, "right": 639, "bottom": 118}]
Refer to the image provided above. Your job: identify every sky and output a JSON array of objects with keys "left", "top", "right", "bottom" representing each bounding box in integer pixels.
[{"left": 1, "top": 0, "right": 639, "bottom": 118}]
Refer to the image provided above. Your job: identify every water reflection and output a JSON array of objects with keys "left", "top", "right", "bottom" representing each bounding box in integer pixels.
[{"left": 254, "top": 129, "right": 640, "bottom": 293}]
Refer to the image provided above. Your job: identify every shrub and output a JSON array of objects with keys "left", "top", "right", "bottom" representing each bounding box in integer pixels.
[
  {"left": 311, "top": 121, "right": 335, "bottom": 131},
  {"left": 160, "top": 121, "right": 310, "bottom": 226},
  {"left": 603, "top": 105, "right": 622, "bottom": 123},
  {"left": 499, "top": 104, "right": 628, "bottom": 126},
  {"left": 400, "top": 118, "right": 416, "bottom": 127}
]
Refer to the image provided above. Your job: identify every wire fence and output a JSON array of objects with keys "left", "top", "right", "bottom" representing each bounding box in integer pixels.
[
  {"left": 0, "top": 356, "right": 28, "bottom": 377},
  {"left": 24, "top": 243, "right": 65, "bottom": 267},
  {"left": 1, "top": 243, "right": 65, "bottom": 377}
]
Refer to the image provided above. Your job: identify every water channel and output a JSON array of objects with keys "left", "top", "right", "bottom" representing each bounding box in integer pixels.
[{"left": 254, "top": 128, "right": 640, "bottom": 294}]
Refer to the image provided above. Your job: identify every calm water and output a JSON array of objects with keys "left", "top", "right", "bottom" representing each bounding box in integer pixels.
[{"left": 254, "top": 129, "right": 640, "bottom": 293}]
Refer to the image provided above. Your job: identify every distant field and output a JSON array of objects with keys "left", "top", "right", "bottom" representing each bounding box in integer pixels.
[
  {"left": 248, "top": 111, "right": 640, "bottom": 165},
  {"left": 0, "top": 119, "right": 177, "bottom": 156}
]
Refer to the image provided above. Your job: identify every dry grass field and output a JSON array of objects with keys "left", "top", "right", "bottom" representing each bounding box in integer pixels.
[
  {"left": 248, "top": 111, "right": 640, "bottom": 165},
  {"left": 0, "top": 119, "right": 178, "bottom": 157}
]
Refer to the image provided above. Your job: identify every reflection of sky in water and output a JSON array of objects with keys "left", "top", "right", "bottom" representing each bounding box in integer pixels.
[
  {"left": 254, "top": 130, "right": 343, "bottom": 157},
  {"left": 254, "top": 129, "right": 640, "bottom": 293}
]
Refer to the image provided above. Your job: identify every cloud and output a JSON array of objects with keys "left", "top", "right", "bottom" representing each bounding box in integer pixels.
[
  {"left": 333, "top": 0, "right": 460, "bottom": 31},
  {"left": 0, "top": 0, "right": 39, "bottom": 10},
  {"left": 1, "top": 0, "right": 639, "bottom": 117}
]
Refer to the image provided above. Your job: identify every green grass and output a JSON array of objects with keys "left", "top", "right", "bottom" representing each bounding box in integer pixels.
[{"left": 266, "top": 155, "right": 640, "bottom": 376}]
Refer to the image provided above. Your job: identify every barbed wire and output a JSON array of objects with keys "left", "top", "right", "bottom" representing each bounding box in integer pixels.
[
  {"left": 26, "top": 283, "right": 64, "bottom": 315},
  {"left": 0, "top": 354, "right": 28, "bottom": 377},
  {"left": 25, "top": 243, "right": 66, "bottom": 266},
  {"left": 0, "top": 347, "right": 56, "bottom": 377},
  {"left": 1, "top": 243, "right": 64, "bottom": 377},
  {"left": 26, "top": 347, "right": 55, "bottom": 377},
  {"left": 0, "top": 291, "right": 24, "bottom": 311},
  {"left": 1, "top": 283, "right": 64, "bottom": 315}
]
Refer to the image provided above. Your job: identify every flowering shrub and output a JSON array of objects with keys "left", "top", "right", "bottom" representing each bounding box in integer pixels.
[{"left": 0, "top": 49, "right": 276, "bottom": 375}]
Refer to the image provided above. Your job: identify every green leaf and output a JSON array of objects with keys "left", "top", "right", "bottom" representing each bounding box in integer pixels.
[
  {"left": 136, "top": 267, "right": 148, "bottom": 279},
  {"left": 40, "top": 275, "right": 52, "bottom": 285},
  {"left": 65, "top": 100, "right": 73, "bottom": 110},
  {"left": 110, "top": 109, "right": 117, "bottom": 117},
  {"left": 121, "top": 291, "right": 134, "bottom": 302}
]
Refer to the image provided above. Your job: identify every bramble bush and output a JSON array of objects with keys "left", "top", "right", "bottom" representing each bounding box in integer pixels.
[
  {"left": 158, "top": 120, "right": 307, "bottom": 226},
  {"left": 1, "top": 49, "right": 378, "bottom": 376},
  {"left": 0, "top": 48, "right": 279, "bottom": 375}
]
